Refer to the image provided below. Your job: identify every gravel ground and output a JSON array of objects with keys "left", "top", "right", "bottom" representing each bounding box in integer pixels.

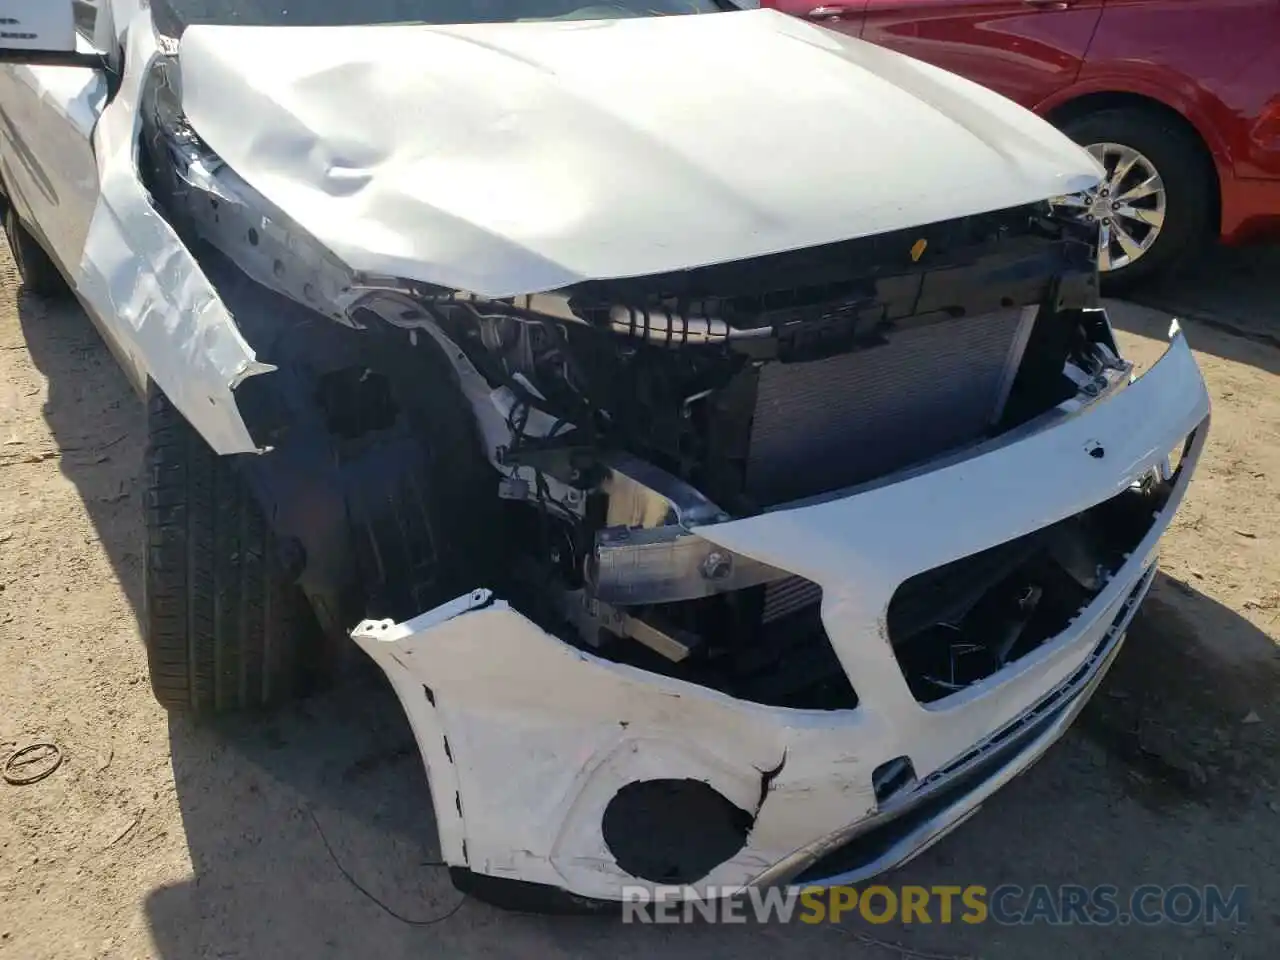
[{"left": 1, "top": 243, "right": 1278, "bottom": 960}]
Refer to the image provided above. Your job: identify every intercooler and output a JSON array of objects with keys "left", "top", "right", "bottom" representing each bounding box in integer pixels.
[{"left": 745, "top": 305, "right": 1038, "bottom": 507}]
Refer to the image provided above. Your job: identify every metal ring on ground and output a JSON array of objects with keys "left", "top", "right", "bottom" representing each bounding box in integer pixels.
[{"left": 3, "top": 742, "right": 63, "bottom": 785}]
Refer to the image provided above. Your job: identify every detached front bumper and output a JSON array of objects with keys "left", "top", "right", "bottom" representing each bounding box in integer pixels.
[{"left": 352, "top": 323, "right": 1209, "bottom": 902}]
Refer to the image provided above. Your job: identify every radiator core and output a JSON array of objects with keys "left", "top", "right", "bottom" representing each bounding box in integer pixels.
[{"left": 745, "top": 306, "right": 1035, "bottom": 506}]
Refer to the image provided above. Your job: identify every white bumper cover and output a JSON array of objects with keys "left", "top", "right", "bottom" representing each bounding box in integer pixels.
[{"left": 353, "top": 325, "right": 1209, "bottom": 900}]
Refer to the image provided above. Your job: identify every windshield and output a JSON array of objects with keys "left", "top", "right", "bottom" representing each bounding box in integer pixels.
[{"left": 153, "top": 0, "right": 735, "bottom": 30}]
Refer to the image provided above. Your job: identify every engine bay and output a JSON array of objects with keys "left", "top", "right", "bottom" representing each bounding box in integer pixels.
[{"left": 137, "top": 54, "right": 1152, "bottom": 709}]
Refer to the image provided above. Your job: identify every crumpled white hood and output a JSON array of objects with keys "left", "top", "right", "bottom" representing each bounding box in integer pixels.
[{"left": 178, "top": 9, "right": 1101, "bottom": 298}]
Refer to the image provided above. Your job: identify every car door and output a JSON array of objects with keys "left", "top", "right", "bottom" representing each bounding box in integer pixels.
[
  {"left": 1084, "top": 0, "right": 1280, "bottom": 180},
  {"left": 0, "top": 1, "right": 107, "bottom": 277},
  {"left": 764, "top": 0, "right": 869, "bottom": 39},
  {"left": 0, "top": 1, "right": 150, "bottom": 386},
  {"left": 860, "top": 0, "right": 1104, "bottom": 109}
]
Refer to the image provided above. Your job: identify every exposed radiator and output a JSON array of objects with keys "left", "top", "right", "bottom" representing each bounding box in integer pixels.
[{"left": 745, "top": 306, "right": 1036, "bottom": 505}]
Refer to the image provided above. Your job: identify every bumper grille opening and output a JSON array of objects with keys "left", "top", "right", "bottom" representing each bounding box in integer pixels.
[
  {"left": 887, "top": 447, "right": 1186, "bottom": 704},
  {"left": 791, "top": 571, "right": 1149, "bottom": 886},
  {"left": 591, "top": 577, "right": 856, "bottom": 711}
]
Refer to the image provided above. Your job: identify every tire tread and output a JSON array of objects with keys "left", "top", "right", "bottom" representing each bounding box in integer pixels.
[
  {"left": 143, "top": 387, "right": 307, "bottom": 715},
  {"left": 3, "top": 208, "right": 68, "bottom": 298}
]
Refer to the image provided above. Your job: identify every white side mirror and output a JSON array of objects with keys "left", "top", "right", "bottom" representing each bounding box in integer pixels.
[
  {"left": 0, "top": 0, "right": 75, "bottom": 53},
  {"left": 0, "top": 0, "right": 108, "bottom": 69}
]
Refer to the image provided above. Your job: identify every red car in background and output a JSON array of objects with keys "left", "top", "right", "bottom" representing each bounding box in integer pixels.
[{"left": 763, "top": 0, "right": 1280, "bottom": 288}]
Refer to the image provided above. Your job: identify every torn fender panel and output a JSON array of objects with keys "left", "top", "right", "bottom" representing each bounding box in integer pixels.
[
  {"left": 75, "top": 8, "right": 266, "bottom": 454},
  {"left": 352, "top": 594, "right": 884, "bottom": 898},
  {"left": 177, "top": 10, "right": 1102, "bottom": 298}
]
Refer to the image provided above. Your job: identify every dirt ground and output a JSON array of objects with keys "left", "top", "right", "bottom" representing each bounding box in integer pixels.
[{"left": 1, "top": 241, "right": 1278, "bottom": 960}]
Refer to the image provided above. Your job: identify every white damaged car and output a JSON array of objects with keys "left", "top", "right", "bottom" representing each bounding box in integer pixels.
[{"left": 0, "top": 0, "right": 1209, "bottom": 909}]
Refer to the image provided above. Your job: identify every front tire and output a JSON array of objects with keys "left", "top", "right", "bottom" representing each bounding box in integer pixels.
[
  {"left": 1058, "top": 108, "right": 1213, "bottom": 292},
  {"left": 143, "top": 385, "right": 316, "bottom": 716},
  {"left": 4, "top": 206, "right": 68, "bottom": 298}
]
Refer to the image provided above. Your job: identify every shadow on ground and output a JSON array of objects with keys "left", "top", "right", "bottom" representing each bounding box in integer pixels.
[
  {"left": 15, "top": 267, "right": 1280, "bottom": 959},
  {"left": 1080, "top": 576, "right": 1279, "bottom": 811},
  {"left": 1125, "top": 243, "right": 1280, "bottom": 374},
  {"left": 15, "top": 286, "right": 145, "bottom": 616}
]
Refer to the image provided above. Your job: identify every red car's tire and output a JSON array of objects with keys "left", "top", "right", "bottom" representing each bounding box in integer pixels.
[{"left": 1060, "top": 107, "right": 1213, "bottom": 292}]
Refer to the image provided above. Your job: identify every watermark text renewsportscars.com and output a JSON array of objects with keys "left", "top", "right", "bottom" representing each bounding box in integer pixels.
[{"left": 620, "top": 884, "right": 1249, "bottom": 926}]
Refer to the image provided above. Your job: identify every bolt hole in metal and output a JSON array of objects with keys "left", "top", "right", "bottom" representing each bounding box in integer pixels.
[{"left": 1051, "top": 142, "right": 1166, "bottom": 271}]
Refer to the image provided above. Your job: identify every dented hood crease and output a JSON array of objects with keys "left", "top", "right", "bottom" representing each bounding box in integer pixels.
[{"left": 178, "top": 9, "right": 1102, "bottom": 298}]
